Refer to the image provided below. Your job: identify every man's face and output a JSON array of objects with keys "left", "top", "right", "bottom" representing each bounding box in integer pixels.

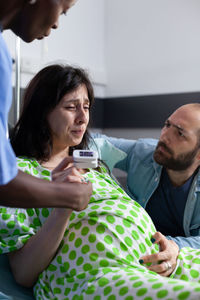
[
  {"left": 154, "top": 140, "right": 199, "bottom": 171},
  {"left": 154, "top": 106, "right": 200, "bottom": 171},
  {"left": 10, "top": 0, "right": 77, "bottom": 42}
]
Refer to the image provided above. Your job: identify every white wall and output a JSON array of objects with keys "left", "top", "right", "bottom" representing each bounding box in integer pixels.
[
  {"left": 4, "top": 0, "right": 200, "bottom": 100},
  {"left": 105, "top": 0, "right": 200, "bottom": 97}
]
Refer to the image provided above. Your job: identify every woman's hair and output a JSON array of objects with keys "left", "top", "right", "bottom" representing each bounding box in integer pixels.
[{"left": 11, "top": 64, "right": 94, "bottom": 161}]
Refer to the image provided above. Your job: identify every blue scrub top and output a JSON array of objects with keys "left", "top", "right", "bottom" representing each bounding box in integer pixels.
[{"left": 0, "top": 30, "right": 17, "bottom": 185}]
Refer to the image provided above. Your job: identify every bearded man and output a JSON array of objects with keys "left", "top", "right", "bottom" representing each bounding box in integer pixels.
[{"left": 92, "top": 103, "right": 200, "bottom": 276}]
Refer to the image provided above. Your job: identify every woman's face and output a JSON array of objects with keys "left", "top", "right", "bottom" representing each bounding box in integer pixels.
[
  {"left": 47, "top": 84, "right": 90, "bottom": 150},
  {"left": 10, "top": 0, "right": 77, "bottom": 42}
]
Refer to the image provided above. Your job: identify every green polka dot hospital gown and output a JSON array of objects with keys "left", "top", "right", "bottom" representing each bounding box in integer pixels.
[{"left": 1, "top": 158, "right": 200, "bottom": 300}]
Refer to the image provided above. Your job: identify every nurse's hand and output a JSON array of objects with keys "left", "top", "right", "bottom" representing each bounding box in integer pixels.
[
  {"left": 52, "top": 157, "right": 87, "bottom": 184},
  {"left": 52, "top": 157, "right": 92, "bottom": 211},
  {"left": 139, "top": 231, "right": 179, "bottom": 277}
]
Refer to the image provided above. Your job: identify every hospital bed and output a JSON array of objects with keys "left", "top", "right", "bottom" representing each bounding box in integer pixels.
[{"left": 0, "top": 254, "right": 34, "bottom": 300}]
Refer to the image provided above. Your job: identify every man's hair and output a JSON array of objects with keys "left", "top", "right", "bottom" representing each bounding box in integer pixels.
[{"left": 11, "top": 64, "right": 94, "bottom": 161}]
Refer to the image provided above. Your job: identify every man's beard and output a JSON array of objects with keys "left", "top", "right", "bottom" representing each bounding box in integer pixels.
[{"left": 153, "top": 141, "right": 199, "bottom": 171}]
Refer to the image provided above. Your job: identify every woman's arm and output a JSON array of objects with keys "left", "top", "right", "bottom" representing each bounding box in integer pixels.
[
  {"left": 7, "top": 163, "right": 88, "bottom": 288},
  {"left": 8, "top": 208, "right": 72, "bottom": 288}
]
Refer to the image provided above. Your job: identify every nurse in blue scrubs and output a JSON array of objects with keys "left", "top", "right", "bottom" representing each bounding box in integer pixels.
[{"left": 0, "top": 0, "right": 92, "bottom": 211}]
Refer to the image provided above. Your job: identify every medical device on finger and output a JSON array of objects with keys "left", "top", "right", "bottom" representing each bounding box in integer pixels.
[{"left": 73, "top": 150, "right": 98, "bottom": 169}]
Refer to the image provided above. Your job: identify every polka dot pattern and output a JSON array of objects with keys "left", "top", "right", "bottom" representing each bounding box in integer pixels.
[{"left": 1, "top": 157, "right": 200, "bottom": 299}]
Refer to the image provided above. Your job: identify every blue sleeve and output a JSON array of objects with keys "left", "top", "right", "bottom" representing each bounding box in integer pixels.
[
  {"left": 167, "top": 235, "right": 200, "bottom": 249},
  {"left": 0, "top": 32, "right": 18, "bottom": 185},
  {"left": 0, "top": 121, "right": 17, "bottom": 185},
  {"left": 91, "top": 133, "right": 137, "bottom": 154}
]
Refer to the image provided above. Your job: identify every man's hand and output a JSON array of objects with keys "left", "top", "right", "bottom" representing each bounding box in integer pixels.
[{"left": 139, "top": 231, "right": 179, "bottom": 277}]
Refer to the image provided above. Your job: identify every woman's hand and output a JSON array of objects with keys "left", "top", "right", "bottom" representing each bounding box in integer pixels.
[
  {"left": 52, "top": 157, "right": 87, "bottom": 184},
  {"left": 139, "top": 231, "right": 179, "bottom": 277}
]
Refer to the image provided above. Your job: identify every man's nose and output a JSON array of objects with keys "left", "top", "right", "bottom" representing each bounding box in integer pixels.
[{"left": 160, "top": 127, "right": 171, "bottom": 144}]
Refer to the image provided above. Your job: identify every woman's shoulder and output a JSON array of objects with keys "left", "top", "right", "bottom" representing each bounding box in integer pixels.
[
  {"left": 17, "top": 156, "right": 39, "bottom": 169},
  {"left": 17, "top": 157, "right": 51, "bottom": 180}
]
